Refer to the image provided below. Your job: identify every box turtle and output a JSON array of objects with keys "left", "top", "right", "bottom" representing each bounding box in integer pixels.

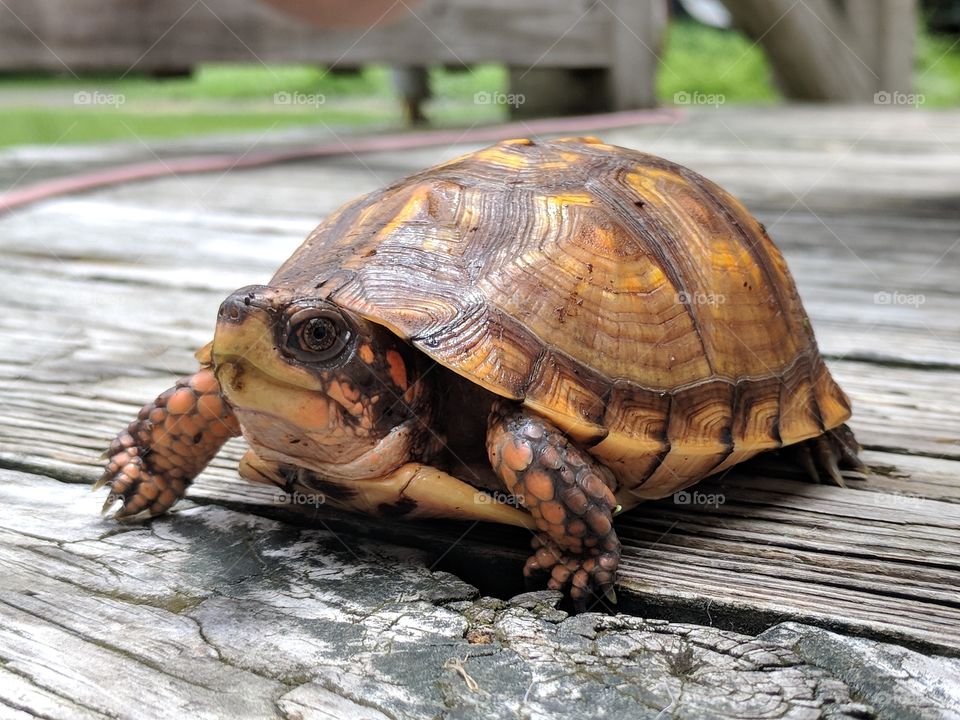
[{"left": 99, "top": 137, "right": 862, "bottom": 608}]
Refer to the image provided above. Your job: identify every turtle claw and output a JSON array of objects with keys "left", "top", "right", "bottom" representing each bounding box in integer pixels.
[
  {"left": 99, "top": 449, "right": 181, "bottom": 519},
  {"left": 525, "top": 534, "right": 620, "bottom": 612},
  {"left": 794, "top": 444, "right": 821, "bottom": 484},
  {"left": 786, "top": 424, "right": 864, "bottom": 488},
  {"left": 100, "top": 492, "right": 121, "bottom": 516},
  {"left": 815, "top": 441, "right": 846, "bottom": 488}
]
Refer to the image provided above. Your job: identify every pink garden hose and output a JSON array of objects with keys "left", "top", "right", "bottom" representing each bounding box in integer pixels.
[{"left": 0, "top": 108, "right": 681, "bottom": 215}]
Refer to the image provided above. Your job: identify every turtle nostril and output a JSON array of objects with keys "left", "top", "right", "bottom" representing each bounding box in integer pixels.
[
  {"left": 218, "top": 296, "right": 248, "bottom": 323},
  {"left": 218, "top": 285, "right": 274, "bottom": 324}
]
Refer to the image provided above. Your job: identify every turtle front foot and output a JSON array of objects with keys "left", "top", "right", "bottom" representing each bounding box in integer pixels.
[
  {"left": 487, "top": 401, "right": 621, "bottom": 612},
  {"left": 788, "top": 423, "right": 866, "bottom": 487},
  {"left": 96, "top": 369, "right": 239, "bottom": 520},
  {"left": 525, "top": 533, "right": 620, "bottom": 612}
]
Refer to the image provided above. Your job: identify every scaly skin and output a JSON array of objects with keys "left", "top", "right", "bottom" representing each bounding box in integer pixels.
[
  {"left": 97, "top": 368, "right": 239, "bottom": 519},
  {"left": 486, "top": 400, "right": 620, "bottom": 610}
]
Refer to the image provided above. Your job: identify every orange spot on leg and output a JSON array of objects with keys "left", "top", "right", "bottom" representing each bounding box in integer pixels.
[
  {"left": 166, "top": 388, "right": 196, "bottom": 415},
  {"left": 188, "top": 369, "right": 219, "bottom": 395},
  {"left": 523, "top": 470, "right": 555, "bottom": 502},
  {"left": 197, "top": 394, "right": 224, "bottom": 420},
  {"left": 502, "top": 440, "right": 533, "bottom": 473},
  {"left": 540, "top": 501, "right": 566, "bottom": 525}
]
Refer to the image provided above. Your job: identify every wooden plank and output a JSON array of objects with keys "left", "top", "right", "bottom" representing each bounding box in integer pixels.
[
  {"left": 0, "top": 0, "right": 619, "bottom": 69},
  {"left": 3, "top": 359, "right": 959, "bottom": 655},
  {"left": 9, "top": 467, "right": 934, "bottom": 720},
  {"left": 607, "top": 0, "right": 667, "bottom": 110},
  {"left": 0, "top": 109, "right": 958, "bottom": 665},
  {"left": 4, "top": 107, "right": 959, "bottom": 215}
]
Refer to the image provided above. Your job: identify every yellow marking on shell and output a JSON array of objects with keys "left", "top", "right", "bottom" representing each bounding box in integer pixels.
[
  {"left": 548, "top": 193, "right": 594, "bottom": 209},
  {"left": 614, "top": 265, "right": 667, "bottom": 295},
  {"left": 472, "top": 146, "right": 531, "bottom": 169},
  {"left": 592, "top": 429, "right": 667, "bottom": 460},
  {"left": 623, "top": 166, "right": 684, "bottom": 201},
  {"left": 331, "top": 199, "right": 403, "bottom": 270},
  {"left": 370, "top": 185, "right": 433, "bottom": 250},
  {"left": 624, "top": 166, "right": 809, "bottom": 378},
  {"left": 460, "top": 202, "right": 480, "bottom": 230},
  {"left": 554, "top": 135, "right": 603, "bottom": 145},
  {"left": 526, "top": 399, "right": 607, "bottom": 444},
  {"left": 814, "top": 372, "right": 852, "bottom": 430},
  {"left": 370, "top": 181, "right": 463, "bottom": 255}
]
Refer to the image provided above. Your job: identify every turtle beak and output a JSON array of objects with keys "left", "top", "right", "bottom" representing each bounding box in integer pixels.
[
  {"left": 212, "top": 285, "right": 325, "bottom": 394},
  {"left": 212, "top": 286, "right": 278, "bottom": 368}
]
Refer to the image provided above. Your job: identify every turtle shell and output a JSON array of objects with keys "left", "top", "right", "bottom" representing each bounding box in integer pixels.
[{"left": 271, "top": 137, "right": 851, "bottom": 502}]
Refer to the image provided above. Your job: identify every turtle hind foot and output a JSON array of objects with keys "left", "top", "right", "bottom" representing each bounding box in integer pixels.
[
  {"left": 788, "top": 423, "right": 866, "bottom": 488},
  {"left": 97, "top": 369, "right": 239, "bottom": 520}
]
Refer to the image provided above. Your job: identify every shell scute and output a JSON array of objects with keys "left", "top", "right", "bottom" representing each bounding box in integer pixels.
[{"left": 272, "top": 138, "right": 852, "bottom": 499}]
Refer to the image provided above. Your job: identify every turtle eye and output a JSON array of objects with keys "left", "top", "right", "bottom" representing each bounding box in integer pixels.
[
  {"left": 285, "top": 308, "right": 351, "bottom": 362},
  {"left": 300, "top": 317, "right": 336, "bottom": 352}
]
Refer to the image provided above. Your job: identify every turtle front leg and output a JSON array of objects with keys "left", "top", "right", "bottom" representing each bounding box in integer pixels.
[
  {"left": 97, "top": 368, "right": 239, "bottom": 519},
  {"left": 486, "top": 401, "right": 620, "bottom": 610}
]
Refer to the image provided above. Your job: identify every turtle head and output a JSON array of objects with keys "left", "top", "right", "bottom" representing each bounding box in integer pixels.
[{"left": 210, "top": 285, "right": 435, "bottom": 479}]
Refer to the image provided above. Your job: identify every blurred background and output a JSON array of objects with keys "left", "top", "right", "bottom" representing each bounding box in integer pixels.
[{"left": 0, "top": 0, "right": 956, "bottom": 150}]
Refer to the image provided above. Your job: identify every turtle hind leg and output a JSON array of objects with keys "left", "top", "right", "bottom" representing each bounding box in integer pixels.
[
  {"left": 787, "top": 423, "right": 866, "bottom": 488},
  {"left": 97, "top": 368, "right": 239, "bottom": 519},
  {"left": 486, "top": 400, "right": 620, "bottom": 612}
]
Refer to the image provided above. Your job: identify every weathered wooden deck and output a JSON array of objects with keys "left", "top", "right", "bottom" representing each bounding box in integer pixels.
[{"left": 1, "top": 107, "right": 959, "bottom": 719}]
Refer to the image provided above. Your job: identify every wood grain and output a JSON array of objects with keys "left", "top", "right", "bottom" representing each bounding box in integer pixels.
[{"left": 1, "top": 109, "right": 959, "bottom": 673}]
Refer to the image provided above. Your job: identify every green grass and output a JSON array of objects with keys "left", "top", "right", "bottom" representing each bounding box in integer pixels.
[
  {"left": 657, "top": 20, "right": 779, "bottom": 104},
  {"left": 0, "top": 107, "right": 395, "bottom": 147},
  {"left": 0, "top": 64, "right": 509, "bottom": 149},
  {"left": 0, "top": 21, "right": 956, "bottom": 149},
  {"left": 917, "top": 30, "right": 960, "bottom": 105}
]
